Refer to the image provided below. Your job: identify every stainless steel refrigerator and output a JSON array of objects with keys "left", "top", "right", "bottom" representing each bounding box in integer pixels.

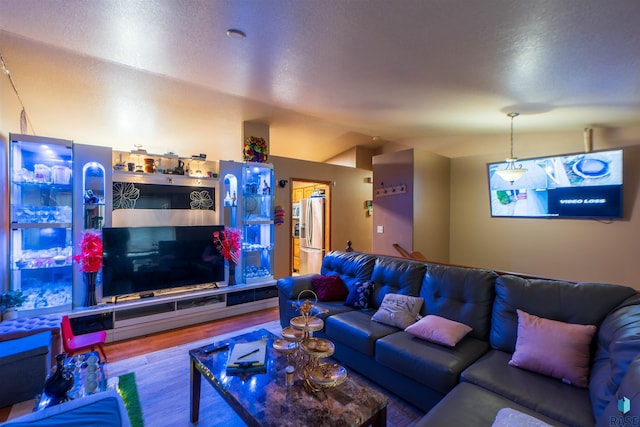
[{"left": 299, "top": 197, "right": 325, "bottom": 274}]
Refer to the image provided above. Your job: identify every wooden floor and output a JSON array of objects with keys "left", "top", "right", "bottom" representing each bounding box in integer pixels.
[
  {"left": 0, "top": 307, "right": 279, "bottom": 421},
  {"left": 103, "top": 307, "right": 279, "bottom": 363}
]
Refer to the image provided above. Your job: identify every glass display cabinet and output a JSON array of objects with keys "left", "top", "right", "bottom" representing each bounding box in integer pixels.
[
  {"left": 241, "top": 162, "right": 274, "bottom": 282},
  {"left": 219, "top": 161, "right": 274, "bottom": 284},
  {"left": 9, "top": 133, "right": 74, "bottom": 311}
]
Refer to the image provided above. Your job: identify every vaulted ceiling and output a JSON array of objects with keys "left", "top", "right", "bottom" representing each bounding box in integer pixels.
[{"left": 1, "top": 0, "right": 639, "bottom": 162}]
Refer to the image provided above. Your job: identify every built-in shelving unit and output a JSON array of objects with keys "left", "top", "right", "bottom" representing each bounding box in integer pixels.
[{"left": 68, "top": 280, "right": 277, "bottom": 342}]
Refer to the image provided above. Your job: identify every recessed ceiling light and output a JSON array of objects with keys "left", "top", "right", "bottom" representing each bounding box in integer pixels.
[{"left": 226, "top": 29, "right": 247, "bottom": 40}]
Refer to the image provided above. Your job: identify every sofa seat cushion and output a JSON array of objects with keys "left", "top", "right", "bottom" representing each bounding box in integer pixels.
[
  {"left": 312, "top": 301, "right": 355, "bottom": 321},
  {"left": 375, "top": 330, "right": 489, "bottom": 394},
  {"left": 417, "top": 382, "right": 570, "bottom": 427},
  {"left": 462, "top": 350, "right": 594, "bottom": 427},
  {"left": 324, "top": 310, "right": 397, "bottom": 356}
]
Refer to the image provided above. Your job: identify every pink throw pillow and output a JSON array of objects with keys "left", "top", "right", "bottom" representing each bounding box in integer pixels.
[
  {"left": 404, "top": 315, "right": 473, "bottom": 347},
  {"left": 311, "top": 275, "right": 348, "bottom": 301},
  {"left": 509, "top": 309, "right": 597, "bottom": 388}
]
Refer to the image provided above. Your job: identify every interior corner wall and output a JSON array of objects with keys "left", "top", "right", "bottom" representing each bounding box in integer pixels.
[
  {"left": 413, "top": 149, "right": 450, "bottom": 263},
  {"left": 372, "top": 149, "right": 414, "bottom": 256},
  {"left": 325, "top": 147, "right": 357, "bottom": 168},
  {"left": 270, "top": 155, "right": 373, "bottom": 279},
  {"left": 449, "top": 136, "right": 640, "bottom": 291}
]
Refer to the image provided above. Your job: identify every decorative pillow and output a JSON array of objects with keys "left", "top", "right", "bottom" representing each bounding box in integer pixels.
[
  {"left": 344, "top": 281, "right": 374, "bottom": 308},
  {"left": 509, "top": 309, "right": 597, "bottom": 388},
  {"left": 311, "top": 275, "right": 348, "bottom": 301},
  {"left": 405, "top": 315, "right": 472, "bottom": 347},
  {"left": 371, "top": 293, "right": 423, "bottom": 329}
]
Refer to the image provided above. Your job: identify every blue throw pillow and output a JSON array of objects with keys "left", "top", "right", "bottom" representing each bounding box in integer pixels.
[{"left": 344, "top": 281, "right": 374, "bottom": 308}]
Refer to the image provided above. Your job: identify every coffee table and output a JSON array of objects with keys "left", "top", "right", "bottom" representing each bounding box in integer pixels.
[{"left": 189, "top": 329, "right": 388, "bottom": 426}]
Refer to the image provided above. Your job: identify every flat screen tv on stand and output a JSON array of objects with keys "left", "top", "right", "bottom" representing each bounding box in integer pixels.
[
  {"left": 102, "top": 225, "right": 226, "bottom": 302},
  {"left": 487, "top": 149, "right": 623, "bottom": 219}
]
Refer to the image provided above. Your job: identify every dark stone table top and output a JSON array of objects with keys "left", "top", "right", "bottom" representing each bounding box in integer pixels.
[{"left": 190, "top": 329, "right": 388, "bottom": 427}]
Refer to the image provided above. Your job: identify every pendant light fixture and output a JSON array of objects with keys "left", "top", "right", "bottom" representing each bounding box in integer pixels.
[{"left": 495, "top": 112, "right": 527, "bottom": 184}]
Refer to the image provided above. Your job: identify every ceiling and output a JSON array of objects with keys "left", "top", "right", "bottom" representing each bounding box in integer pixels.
[{"left": 1, "top": 0, "right": 639, "bottom": 163}]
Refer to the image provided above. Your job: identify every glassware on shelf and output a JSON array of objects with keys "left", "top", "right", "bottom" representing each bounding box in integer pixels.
[{"left": 9, "top": 134, "right": 74, "bottom": 312}]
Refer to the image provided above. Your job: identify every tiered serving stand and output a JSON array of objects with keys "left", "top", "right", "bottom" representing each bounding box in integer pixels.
[{"left": 273, "top": 290, "right": 347, "bottom": 392}]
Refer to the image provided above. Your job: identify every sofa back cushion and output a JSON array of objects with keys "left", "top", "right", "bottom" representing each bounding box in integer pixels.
[
  {"left": 490, "top": 275, "right": 637, "bottom": 353},
  {"left": 596, "top": 353, "right": 640, "bottom": 425},
  {"left": 420, "top": 264, "right": 497, "bottom": 340},
  {"left": 370, "top": 257, "right": 426, "bottom": 308},
  {"left": 320, "top": 251, "right": 376, "bottom": 291},
  {"left": 590, "top": 294, "right": 640, "bottom": 419}
]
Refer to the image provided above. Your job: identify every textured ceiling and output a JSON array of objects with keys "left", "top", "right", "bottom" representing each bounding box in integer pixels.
[{"left": 1, "top": 0, "right": 639, "bottom": 162}]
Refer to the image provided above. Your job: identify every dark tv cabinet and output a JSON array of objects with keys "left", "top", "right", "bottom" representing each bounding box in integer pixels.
[{"left": 67, "top": 280, "right": 277, "bottom": 342}]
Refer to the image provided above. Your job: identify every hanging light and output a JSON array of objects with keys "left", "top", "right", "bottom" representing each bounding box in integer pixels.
[{"left": 495, "top": 112, "right": 527, "bottom": 184}]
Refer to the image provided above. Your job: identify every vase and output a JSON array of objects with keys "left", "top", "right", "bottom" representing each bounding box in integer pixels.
[
  {"left": 84, "top": 272, "right": 98, "bottom": 307},
  {"left": 44, "top": 353, "right": 74, "bottom": 407},
  {"left": 3, "top": 307, "right": 18, "bottom": 321},
  {"left": 228, "top": 263, "right": 237, "bottom": 286}
]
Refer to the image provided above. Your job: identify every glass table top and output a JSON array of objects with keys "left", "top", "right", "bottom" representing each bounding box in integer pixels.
[{"left": 189, "top": 329, "right": 388, "bottom": 426}]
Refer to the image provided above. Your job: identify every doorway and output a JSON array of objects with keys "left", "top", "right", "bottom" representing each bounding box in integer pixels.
[{"left": 291, "top": 179, "right": 331, "bottom": 275}]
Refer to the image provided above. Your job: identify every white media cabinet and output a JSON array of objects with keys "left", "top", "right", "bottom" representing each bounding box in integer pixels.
[{"left": 67, "top": 280, "right": 278, "bottom": 342}]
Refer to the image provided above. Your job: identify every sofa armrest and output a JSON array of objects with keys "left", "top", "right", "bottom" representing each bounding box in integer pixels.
[
  {"left": 276, "top": 274, "right": 319, "bottom": 299},
  {"left": 0, "top": 389, "right": 132, "bottom": 427}
]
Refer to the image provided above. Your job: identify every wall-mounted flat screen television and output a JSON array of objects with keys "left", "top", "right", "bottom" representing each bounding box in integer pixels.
[
  {"left": 102, "top": 225, "right": 225, "bottom": 300},
  {"left": 487, "top": 149, "right": 623, "bottom": 218}
]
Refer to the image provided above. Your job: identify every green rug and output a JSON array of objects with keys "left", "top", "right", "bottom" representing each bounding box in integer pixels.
[{"left": 118, "top": 373, "right": 144, "bottom": 427}]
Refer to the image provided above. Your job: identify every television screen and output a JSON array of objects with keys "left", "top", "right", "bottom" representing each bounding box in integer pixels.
[
  {"left": 487, "top": 149, "right": 623, "bottom": 218},
  {"left": 102, "top": 225, "right": 225, "bottom": 299}
]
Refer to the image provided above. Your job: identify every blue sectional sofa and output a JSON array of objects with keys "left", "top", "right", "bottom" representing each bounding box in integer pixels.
[{"left": 276, "top": 251, "right": 640, "bottom": 427}]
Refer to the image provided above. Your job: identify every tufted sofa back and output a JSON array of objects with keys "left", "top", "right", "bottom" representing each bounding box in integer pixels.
[
  {"left": 490, "top": 275, "right": 637, "bottom": 353},
  {"left": 369, "top": 257, "right": 426, "bottom": 308},
  {"left": 590, "top": 294, "right": 640, "bottom": 421},
  {"left": 420, "top": 264, "right": 497, "bottom": 341},
  {"left": 320, "top": 250, "right": 376, "bottom": 290}
]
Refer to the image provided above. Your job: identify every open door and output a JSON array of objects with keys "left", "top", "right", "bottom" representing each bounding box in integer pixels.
[{"left": 291, "top": 180, "right": 330, "bottom": 275}]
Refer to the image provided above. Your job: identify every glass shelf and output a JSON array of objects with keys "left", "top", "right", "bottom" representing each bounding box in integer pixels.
[
  {"left": 241, "top": 163, "right": 274, "bottom": 283},
  {"left": 9, "top": 134, "right": 74, "bottom": 311}
]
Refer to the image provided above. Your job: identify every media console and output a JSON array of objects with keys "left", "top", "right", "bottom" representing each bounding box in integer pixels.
[{"left": 68, "top": 280, "right": 278, "bottom": 342}]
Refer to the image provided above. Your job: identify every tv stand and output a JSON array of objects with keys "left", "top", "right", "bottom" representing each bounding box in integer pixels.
[{"left": 68, "top": 280, "right": 277, "bottom": 342}]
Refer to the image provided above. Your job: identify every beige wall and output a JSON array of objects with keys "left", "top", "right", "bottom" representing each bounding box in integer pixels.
[
  {"left": 449, "top": 136, "right": 640, "bottom": 290},
  {"left": 372, "top": 149, "right": 414, "bottom": 256},
  {"left": 270, "top": 155, "right": 373, "bottom": 279},
  {"left": 413, "top": 149, "right": 450, "bottom": 263},
  {"left": 325, "top": 145, "right": 375, "bottom": 170},
  {"left": 372, "top": 148, "right": 450, "bottom": 262}
]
